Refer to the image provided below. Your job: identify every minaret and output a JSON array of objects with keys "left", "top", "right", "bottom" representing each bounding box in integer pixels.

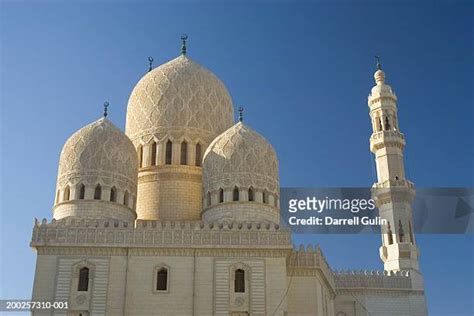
[{"left": 368, "top": 58, "right": 420, "bottom": 275}]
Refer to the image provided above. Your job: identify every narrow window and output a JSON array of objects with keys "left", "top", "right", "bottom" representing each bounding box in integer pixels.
[
  {"left": 233, "top": 187, "right": 239, "bottom": 201},
  {"left": 110, "top": 186, "right": 116, "bottom": 202},
  {"left": 219, "top": 188, "right": 224, "bottom": 203},
  {"left": 78, "top": 267, "right": 89, "bottom": 291},
  {"left": 207, "top": 191, "right": 212, "bottom": 207},
  {"left": 156, "top": 268, "right": 168, "bottom": 291},
  {"left": 195, "top": 143, "right": 202, "bottom": 166},
  {"left": 151, "top": 142, "right": 157, "bottom": 166},
  {"left": 262, "top": 191, "right": 267, "bottom": 204},
  {"left": 377, "top": 117, "right": 382, "bottom": 132},
  {"left": 384, "top": 116, "right": 390, "bottom": 131},
  {"left": 63, "top": 185, "right": 70, "bottom": 201},
  {"left": 398, "top": 220, "right": 405, "bottom": 242},
  {"left": 234, "top": 269, "right": 245, "bottom": 293},
  {"left": 387, "top": 222, "right": 393, "bottom": 245},
  {"left": 138, "top": 145, "right": 143, "bottom": 168},
  {"left": 409, "top": 221, "right": 414, "bottom": 244},
  {"left": 248, "top": 188, "right": 254, "bottom": 202},
  {"left": 94, "top": 184, "right": 101, "bottom": 200},
  {"left": 78, "top": 184, "right": 85, "bottom": 200},
  {"left": 274, "top": 195, "right": 278, "bottom": 207},
  {"left": 123, "top": 191, "right": 129, "bottom": 206},
  {"left": 180, "top": 141, "right": 188, "bottom": 165},
  {"left": 165, "top": 140, "right": 172, "bottom": 165}
]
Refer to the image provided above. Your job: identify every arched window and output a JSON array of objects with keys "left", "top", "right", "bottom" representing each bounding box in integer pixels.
[
  {"left": 63, "top": 185, "right": 70, "bottom": 201},
  {"left": 398, "top": 220, "right": 405, "bottom": 242},
  {"left": 387, "top": 222, "right": 393, "bottom": 245},
  {"left": 409, "top": 221, "right": 414, "bottom": 244},
  {"left": 377, "top": 117, "right": 382, "bottom": 132},
  {"left": 195, "top": 143, "right": 202, "bottom": 166},
  {"left": 156, "top": 268, "right": 168, "bottom": 291},
  {"left": 123, "top": 191, "right": 129, "bottom": 206},
  {"left": 78, "top": 267, "right": 89, "bottom": 291},
  {"left": 165, "top": 140, "right": 172, "bottom": 165},
  {"left": 151, "top": 141, "right": 157, "bottom": 166},
  {"left": 233, "top": 187, "right": 239, "bottom": 201},
  {"left": 262, "top": 191, "right": 267, "bottom": 204},
  {"left": 248, "top": 188, "right": 254, "bottom": 202},
  {"left": 234, "top": 269, "right": 245, "bottom": 293},
  {"left": 138, "top": 145, "right": 144, "bottom": 168},
  {"left": 78, "top": 184, "right": 85, "bottom": 200},
  {"left": 180, "top": 141, "right": 188, "bottom": 165},
  {"left": 219, "top": 188, "right": 224, "bottom": 203},
  {"left": 110, "top": 186, "right": 117, "bottom": 202},
  {"left": 207, "top": 191, "right": 212, "bottom": 207},
  {"left": 94, "top": 184, "right": 101, "bottom": 200}
]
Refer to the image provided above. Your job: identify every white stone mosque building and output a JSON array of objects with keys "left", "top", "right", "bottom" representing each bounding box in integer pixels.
[{"left": 30, "top": 38, "right": 428, "bottom": 315}]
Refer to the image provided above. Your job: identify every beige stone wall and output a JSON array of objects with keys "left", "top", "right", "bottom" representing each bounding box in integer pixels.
[
  {"left": 31, "top": 254, "right": 58, "bottom": 316},
  {"left": 53, "top": 200, "right": 136, "bottom": 222},
  {"left": 202, "top": 202, "right": 280, "bottom": 224},
  {"left": 124, "top": 255, "right": 195, "bottom": 315},
  {"left": 136, "top": 166, "right": 202, "bottom": 220}
]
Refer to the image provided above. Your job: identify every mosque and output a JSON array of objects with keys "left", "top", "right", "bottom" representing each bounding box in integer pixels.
[{"left": 30, "top": 37, "right": 428, "bottom": 315}]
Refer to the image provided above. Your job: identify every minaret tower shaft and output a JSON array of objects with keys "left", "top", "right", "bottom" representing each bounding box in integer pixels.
[{"left": 368, "top": 60, "right": 420, "bottom": 274}]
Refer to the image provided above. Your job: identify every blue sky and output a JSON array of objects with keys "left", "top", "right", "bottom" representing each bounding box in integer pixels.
[{"left": 1, "top": 1, "right": 473, "bottom": 315}]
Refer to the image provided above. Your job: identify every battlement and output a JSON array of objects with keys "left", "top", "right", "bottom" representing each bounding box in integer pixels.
[
  {"left": 333, "top": 269, "right": 412, "bottom": 291},
  {"left": 287, "top": 244, "right": 335, "bottom": 291},
  {"left": 30, "top": 218, "right": 292, "bottom": 250}
]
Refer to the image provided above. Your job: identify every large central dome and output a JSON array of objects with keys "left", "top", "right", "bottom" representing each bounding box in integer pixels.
[{"left": 125, "top": 55, "right": 234, "bottom": 144}]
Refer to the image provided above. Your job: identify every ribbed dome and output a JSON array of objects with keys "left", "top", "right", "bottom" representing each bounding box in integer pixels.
[
  {"left": 57, "top": 118, "right": 137, "bottom": 186},
  {"left": 54, "top": 117, "right": 138, "bottom": 221},
  {"left": 125, "top": 55, "right": 234, "bottom": 144},
  {"left": 203, "top": 121, "right": 279, "bottom": 196}
]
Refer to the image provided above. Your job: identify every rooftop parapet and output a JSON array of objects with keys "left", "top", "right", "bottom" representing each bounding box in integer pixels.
[
  {"left": 30, "top": 218, "right": 292, "bottom": 250},
  {"left": 333, "top": 269, "right": 412, "bottom": 291},
  {"left": 287, "top": 244, "right": 336, "bottom": 292}
]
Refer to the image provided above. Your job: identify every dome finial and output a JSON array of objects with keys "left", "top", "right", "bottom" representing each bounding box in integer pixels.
[
  {"left": 238, "top": 106, "right": 244, "bottom": 122},
  {"left": 375, "top": 55, "right": 382, "bottom": 70},
  {"left": 181, "top": 34, "right": 188, "bottom": 55},
  {"left": 148, "top": 56, "right": 154, "bottom": 72},
  {"left": 103, "top": 101, "right": 109, "bottom": 118}
]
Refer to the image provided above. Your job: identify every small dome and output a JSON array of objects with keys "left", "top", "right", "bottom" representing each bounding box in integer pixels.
[
  {"left": 202, "top": 122, "right": 280, "bottom": 223},
  {"left": 370, "top": 69, "right": 396, "bottom": 96},
  {"left": 54, "top": 117, "right": 138, "bottom": 221},
  {"left": 125, "top": 55, "right": 234, "bottom": 145}
]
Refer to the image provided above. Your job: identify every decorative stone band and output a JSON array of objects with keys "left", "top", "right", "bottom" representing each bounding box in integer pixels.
[
  {"left": 204, "top": 173, "right": 279, "bottom": 196},
  {"left": 287, "top": 245, "right": 336, "bottom": 292},
  {"left": 128, "top": 126, "right": 217, "bottom": 148},
  {"left": 30, "top": 218, "right": 292, "bottom": 250},
  {"left": 333, "top": 269, "right": 413, "bottom": 291}
]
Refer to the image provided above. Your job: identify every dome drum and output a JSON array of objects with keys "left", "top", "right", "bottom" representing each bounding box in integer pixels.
[{"left": 202, "top": 202, "right": 280, "bottom": 224}]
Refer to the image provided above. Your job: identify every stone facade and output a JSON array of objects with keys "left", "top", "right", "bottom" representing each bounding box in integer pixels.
[{"left": 30, "top": 49, "right": 427, "bottom": 315}]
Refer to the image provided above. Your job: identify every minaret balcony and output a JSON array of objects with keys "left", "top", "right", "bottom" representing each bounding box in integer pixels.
[
  {"left": 372, "top": 178, "right": 415, "bottom": 190},
  {"left": 371, "top": 179, "right": 416, "bottom": 204},
  {"left": 370, "top": 130, "right": 405, "bottom": 152}
]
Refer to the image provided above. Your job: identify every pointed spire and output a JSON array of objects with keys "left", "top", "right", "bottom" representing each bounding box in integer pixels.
[
  {"left": 103, "top": 101, "right": 109, "bottom": 118},
  {"left": 374, "top": 55, "right": 386, "bottom": 85},
  {"left": 148, "top": 56, "right": 154, "bottom": 72},
  {"left": 181, "top": 34, "right": 188, "bottom": 55},
  {"left": 375, "top": 55, "right": 382, "bottom": 70},
  {"left": 238, "top": 106, "right": 244, "bottom": 122}
]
